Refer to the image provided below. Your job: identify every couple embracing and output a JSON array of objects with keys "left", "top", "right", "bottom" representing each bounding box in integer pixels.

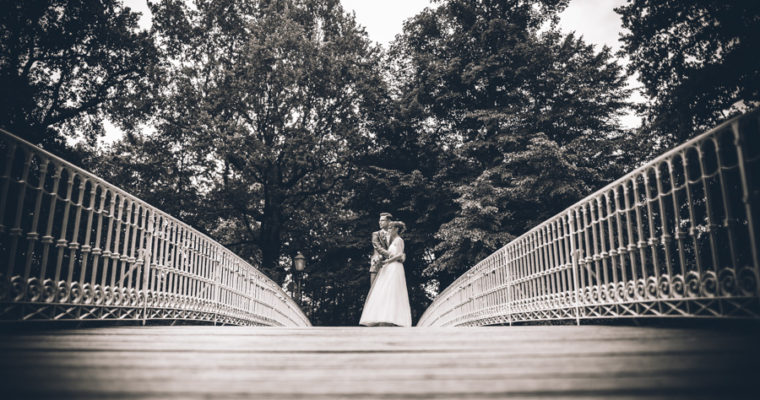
[{"left": 359, "top": 212, "right": 412, "bottom": 327}]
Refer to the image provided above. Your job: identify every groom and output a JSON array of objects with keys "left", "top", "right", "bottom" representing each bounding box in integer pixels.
[{"left": 370, "top": 212, "right": 404, "bottom": 285}]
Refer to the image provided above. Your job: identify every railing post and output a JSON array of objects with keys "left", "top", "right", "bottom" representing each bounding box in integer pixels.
[
  {"left": 213, "top": 250, "right": 221, "bottom": 326},
  {"left": 142, "top": 211, "right": 155, "bottom": 325},
  {"left": 572, "top": 249, "right": 583, "bottom": 326},
  {"left": 568, "top": 211, "right": 582, "bottom": 326},
  {"left": 507, "top": 261, "right": 513, "bottom": 326}
]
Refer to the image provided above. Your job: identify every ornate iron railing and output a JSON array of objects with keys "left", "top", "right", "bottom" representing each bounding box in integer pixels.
[
  {"left": 0, "top": 129, "right": 310, "bottom": 326},
  {"left": 418, "top": 111, "right": 760, "bottom": 327}
]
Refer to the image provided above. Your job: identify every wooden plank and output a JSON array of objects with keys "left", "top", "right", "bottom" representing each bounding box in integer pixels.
[
  {"left": 1, "top": 326, "right": 758, "bottom": 399},
  {"left": 5, "top": 350, "right": 752, "bottom": 370}
]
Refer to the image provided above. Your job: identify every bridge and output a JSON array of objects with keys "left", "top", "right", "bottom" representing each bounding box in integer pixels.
[{"left": 1, "top": 111, "right": 759, "bottom": 398}]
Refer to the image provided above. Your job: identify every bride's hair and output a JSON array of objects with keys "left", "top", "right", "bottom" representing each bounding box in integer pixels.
[{"left": 389, "top": 221, "right": 406, "bottom": 234}]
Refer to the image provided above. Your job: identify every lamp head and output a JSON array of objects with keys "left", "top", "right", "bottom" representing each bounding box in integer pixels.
[{"left": 294, "top": 252, "right": 306, "bottom": 272}]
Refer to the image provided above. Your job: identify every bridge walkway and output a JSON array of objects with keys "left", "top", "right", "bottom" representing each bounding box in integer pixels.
[{"left": 2, "top": 325, "right": 759, "bottom": 399}]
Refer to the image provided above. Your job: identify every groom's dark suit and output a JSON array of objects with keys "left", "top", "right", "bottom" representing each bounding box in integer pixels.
[{"left": 370, "top": 229, "right": 391, "bottom": 277}]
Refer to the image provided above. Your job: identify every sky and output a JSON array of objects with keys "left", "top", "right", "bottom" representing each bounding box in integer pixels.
[
  {"left": 341, "top": 0, "right": 630, "bottom": 50},
  {"left": 112, "top": 0, "right": 639, "bottom": 142},
  {"left": 126, "top": 0, "right": 629, "bottom": 49}
]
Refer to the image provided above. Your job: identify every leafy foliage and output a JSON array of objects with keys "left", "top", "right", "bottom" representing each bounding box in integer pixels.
[
  {"left": 68, "top": 0, "right": 686, "bottom": 326},
  {"left": 390, "top": 0, "right": 631, "bottom": 281},
  {"left": 617, "top": 0, "right": 760, "bottom": 141},
  {"left": 121, "top": 0, "right": 387, "bottom": 285},
  {"left": 0, "top": 0, "right": 156, "bottom": 154}
]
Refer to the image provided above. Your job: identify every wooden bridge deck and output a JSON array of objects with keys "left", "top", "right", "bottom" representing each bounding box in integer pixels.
[{"left": 2, "top": 324, "right": 759, "bottom": 399}]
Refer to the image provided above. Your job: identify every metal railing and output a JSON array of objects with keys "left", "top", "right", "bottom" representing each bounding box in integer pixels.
[
  {"left": 418, "top": 111, "right": 760, "bottom": 327},
  {"left": 0, "top": 129, "right": 310, "bottom": 326}
]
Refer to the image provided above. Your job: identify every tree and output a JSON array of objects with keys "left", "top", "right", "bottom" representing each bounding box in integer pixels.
[
  {"left": 145, "top": 0, "right": 387, "bottom": 281},
  {"left": 617, "top": 0, "right": 760, "bottom": 141},
  {"left": 91, "top": 131, "right": 210, "bottom": 230},
  {"left": 0, "top": 0, "right": 156, "bottom": 152},
  {"left": 391, "top": 0, "right": 631, "bottom": 282}
]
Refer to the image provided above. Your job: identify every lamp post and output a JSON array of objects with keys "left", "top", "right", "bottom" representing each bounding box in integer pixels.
[{"left": 293, "top": 252, "right": 306, "bottom": 305}]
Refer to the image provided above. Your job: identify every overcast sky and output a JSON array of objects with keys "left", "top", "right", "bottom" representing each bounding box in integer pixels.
[
  {"left": 125, "top": 0, "right": 629, "bottom": 49},
  {"left": 341, "top": 0, "right": 629, "bottom": 50}
]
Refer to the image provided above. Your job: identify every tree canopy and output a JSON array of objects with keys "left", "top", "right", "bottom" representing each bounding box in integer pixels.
[
  {"left": 13, "top": 0, "right": 744, "bottom": 325},
  {"left": 617, "top": 0, "right": 760, "bottom": 141},
  {"left": 0, "top": 0, "right": 156, "bottom": 154},
  {"left": 104, "top": 0, "right": 388, "bottom": 284},
  {"left": 389, "top": 0, "right": 631, "bottom": 281}
]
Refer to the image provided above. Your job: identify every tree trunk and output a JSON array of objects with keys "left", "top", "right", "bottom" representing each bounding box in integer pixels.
[{"left": 259, "top": 185, "right": 284, "bottom": 283}]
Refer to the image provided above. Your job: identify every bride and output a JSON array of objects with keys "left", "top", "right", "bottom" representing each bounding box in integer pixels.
[{"left": 359, "top": 220, "right": 412, "bottom": 327}]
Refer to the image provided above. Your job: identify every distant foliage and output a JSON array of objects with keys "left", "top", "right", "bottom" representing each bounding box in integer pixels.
[
  {"left": 101, "top": 0, "right": 387, "bottom": 298},
  {"left": 389, "top": 0, "right": 631, "bottom": 282},
  {"left": 617, "top": 0, "right": 760, "bottom": 141}
]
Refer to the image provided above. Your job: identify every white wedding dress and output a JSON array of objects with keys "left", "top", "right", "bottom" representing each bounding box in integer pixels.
[{"left": 359, "top": 236, "right": 412, "bottom": 327}]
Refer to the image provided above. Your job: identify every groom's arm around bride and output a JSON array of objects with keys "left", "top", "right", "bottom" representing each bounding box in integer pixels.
[{"left": 370, "top": 230, "right": 391, "bottom": 284}]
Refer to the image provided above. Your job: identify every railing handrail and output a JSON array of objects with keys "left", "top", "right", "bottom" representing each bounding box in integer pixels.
[
  {"left": 419, "top": 110, "right": 760, "bottom": 326},
  {"left": 0, "top": 128, "right": 272, "bottom": 284},
  {"left": 0, "top": 128, "right": 310, "bottom": 327},
  {"left": 430, "top": 110, "right": 756, "bottom": 303}
]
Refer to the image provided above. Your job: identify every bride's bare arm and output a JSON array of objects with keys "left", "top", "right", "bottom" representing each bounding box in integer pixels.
[
  {"left": 381, "top": 238, "right": 405, "bottom": 265},
  {"left": 382, "top": 253, "right": 405, "bottom": 265}
]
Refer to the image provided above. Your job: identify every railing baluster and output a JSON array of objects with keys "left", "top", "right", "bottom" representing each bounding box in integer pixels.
[
  {"left": 157, "top": 218, "right": 167, "bottom": 293},
  {"left": 134, "top": 205, "right": 146, "bottom": 292},
  {"left": 613, "top": 187, "right": 629, "bottom": 287},
  {"left": 643, "top": 169, "right": 662, "bottom": 308},
  {"left": 79, "top": 180, "right": 98, "bottom": 286},
  {"left": 148, "top": 215, "right": 157, "bottom": 293},
  {"left": 182, "top": 228, "right": 189, "bottom": 298},
  {"left": 560, "top": 215, "right": 571, "bottom": 305},
  {"left": 539, "top": 230, "right": 549, "bottom": 304},
  {"left": 731, "top": 120, "right": 759, "bottom": 294},
  {"left": 66, "top": 175, "right": 86, "bottom": 285},
  {"left": 581, "top": 206, "right": 593, "bottom": 291},
  {"left": 39, "top": 165, "right": 63, "bottom": 281},
  {"left": 633, "top": 174, "right": 650, "bottom": 295},
  {"left": 0, "top": 142, "right": 18, "bottom": 234},
  {"left": 506, "top": 247, "right": 512, "bottom": 325},
  {"left": 531, "top": 234, "right": 539, "bottom": 304},
  {"left": 569, "top": 211, "right": 581, "bottom": 325},
  {"left": 103, "top": 192, "right": 117, "bottom": 288},
  {"left": 683, "top": 149, "right": 705, "bottom": 279},
  {"left": 118, "top": 200, "right": 132, "bottom": 288},
  {"left": 597, "top": 198, "right": 610, "bottom": 290},
  {"left": 654, "top": 164, "right": 675, "bottom": 283},
  {"left": 23, "top": 158, "right": 50, "bottom": 282},
  {"left": 668, "top": 158, "right": 688, "bottom": 284},
  {"left": 590, "top": 200, "right": 604, "bottom": 291},
  {"left": 91, "top": 188, "right": 106, "bottom": 287},
  {"left": 53, "top": 168, "right": 75, "bottom": 284},
  {"left": 7, "top": 150, "right": 32, "bottom": 278},
  {"left": 550, "top": 222, "right": 560, "bottom": 299},
  {"left": 127, "top": 201, "right": 139, "bottom": 289},
  {"left": 167, "top": 223, "right": 176, "bottom": 295},
  {"left": 712, "top": 135, "right": 738, "bottom": 274},
  {"left": 552, "top": 221, "right": 563, "bottom": 297},
  {"left": 605, "top": 193, "right": 620, "bottom": 292}
]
